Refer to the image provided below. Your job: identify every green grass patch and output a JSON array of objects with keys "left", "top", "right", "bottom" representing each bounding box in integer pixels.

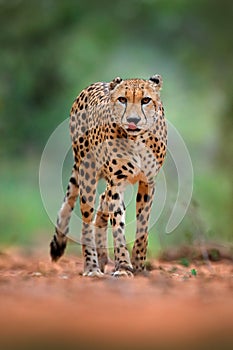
[
  {"left": 0, "top": 159, "right": 51, "bottom": 246},
  {"left": 1, "top": 156, "right": 232, "bottom": 252}
]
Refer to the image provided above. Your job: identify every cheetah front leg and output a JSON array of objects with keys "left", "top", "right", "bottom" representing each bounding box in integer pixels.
[
  {"left": 94, "top": 191, "right": 109, "bottom": 273},
  {"left": 131, "top": 180, "right": 155, "bottom": 273},
  {"left": 50, "top": 166, "right": 79, "bottom": 261},
  {"left": 79, "top": 163, "right": 103, "bottom": 277},
  {"left": 108, "top": 185, "right": 133, "bottom": 277}
]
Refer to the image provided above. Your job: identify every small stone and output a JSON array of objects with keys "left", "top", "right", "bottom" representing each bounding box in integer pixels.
[
  {"left": 31, "top": 272, "right": 42, "bottom": 277},
  {"left": 59, "top": 274, "right": 69, "bottom": 279}
]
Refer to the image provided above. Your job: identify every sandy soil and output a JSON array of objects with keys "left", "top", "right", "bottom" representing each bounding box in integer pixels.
[{"left": 0, "top": 248, "right": 232, "bottom": 350}]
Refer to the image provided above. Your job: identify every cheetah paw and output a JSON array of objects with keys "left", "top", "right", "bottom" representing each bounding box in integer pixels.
[
  {"left": 83, "top": 269, "right": 104, "bottom": 278},
  {"left": 112, "top": 269, "right": 134, "bottom": 278}
]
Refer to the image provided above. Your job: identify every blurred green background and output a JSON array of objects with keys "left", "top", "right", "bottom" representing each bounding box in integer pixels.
[{"left": 0, "top": 0, "right": 232, "bottom": 253}]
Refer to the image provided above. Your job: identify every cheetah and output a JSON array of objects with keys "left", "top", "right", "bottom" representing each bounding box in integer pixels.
[{"left": 50, "top": 75, "right": 167, "bottom": 277}]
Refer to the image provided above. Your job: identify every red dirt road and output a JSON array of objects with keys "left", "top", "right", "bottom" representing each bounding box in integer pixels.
[{"left": 0, "top": 249, "right": 232, "bottom": 350}]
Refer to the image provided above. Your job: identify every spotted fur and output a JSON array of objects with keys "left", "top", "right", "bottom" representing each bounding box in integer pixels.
[{"left": 50, "top": 75, "right": 167, "bottom": 277}]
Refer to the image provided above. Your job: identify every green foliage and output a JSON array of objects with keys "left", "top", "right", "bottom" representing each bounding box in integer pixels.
[
  {"left": 179, "top": 257, "right": 190, "bottom": 267},
  {"left": 1, "top": 0, "right": 232, "bottom": 155},
  {"left": 209, "top": 248, "right": 221, "bottom": 262},
  {"left": 191, "top": 269, "right": 197, "bottom": 276},
  {"left": 0, "top": 0, "right": 232, "bottom": 247}
]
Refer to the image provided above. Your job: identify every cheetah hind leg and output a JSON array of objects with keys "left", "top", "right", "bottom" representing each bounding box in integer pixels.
[
  {"left": 50, "top": 168, "right": 79, "bottom": 261},
  {"left": 94, "top": 192, "right": 109, "bottom": 273}
]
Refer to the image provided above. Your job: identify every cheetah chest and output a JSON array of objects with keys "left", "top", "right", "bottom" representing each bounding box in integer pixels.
[{"left": 99, "top": 137, "right": 159, "bottom": 185}]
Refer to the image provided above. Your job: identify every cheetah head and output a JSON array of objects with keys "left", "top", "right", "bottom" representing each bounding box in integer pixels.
[{"left": 109, "top": 75, "right": 163, "bottom": 135}]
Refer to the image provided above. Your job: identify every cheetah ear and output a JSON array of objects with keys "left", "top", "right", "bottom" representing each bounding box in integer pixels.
[
  {"left": 149, "top": 74, "right": 163, "bottom": 90},
  {"left": 109, "top": 77, "right": 122, "bottom": 90}
]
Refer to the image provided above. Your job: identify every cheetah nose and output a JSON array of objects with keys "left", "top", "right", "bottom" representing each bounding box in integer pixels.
[{"left": 126, "top": 116, "right": 141, "bottom": 125}]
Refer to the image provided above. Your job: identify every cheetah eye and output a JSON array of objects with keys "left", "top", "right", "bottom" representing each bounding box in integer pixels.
[
  {"left": 118, "top": 96, "right": 127, "bottom": 104},
  {"left": 141, "top": 97, "right": 151, "bottom": 105}
]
